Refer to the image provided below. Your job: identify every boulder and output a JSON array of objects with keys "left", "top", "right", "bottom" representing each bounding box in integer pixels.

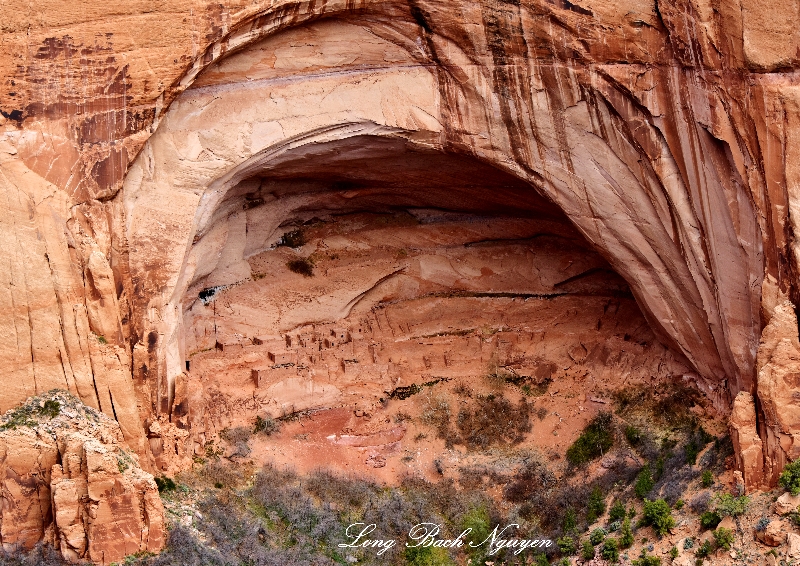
[
  {"left": 756, "top": 519, "right": 789, "bottom": 547},
  {"left": 775, "top": 492, "right": 800, "bottom": 515}
]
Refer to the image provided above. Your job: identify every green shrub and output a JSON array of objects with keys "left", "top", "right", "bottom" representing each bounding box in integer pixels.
[
  {"left": 712, "top": 493, "right": 749, "bottom": 517},
  {"left": 655, "top": 456, "right": 665, "bottom": 481},
  {"left": 41, "top": 399, "right": 61, "bottom": 418},
  {"left": 625, "top": 425, "right": 642, "bottom": 446},
  {"left": 699, "top": 511, "right": 722, "bottom": 530},
  {"left": 633, "top": 551, "right": 662, "bottom": 566},
  {"left": 557, "top": 536, "right": 577, "bottom": 556},
  {"left": 669, "top": 546, "right": 679, "bottom": 560},
  {"left": 619, "top": 518, "right": 634, "bottom": 548},
  {"left": 563, "top": 508, "right": 577, "bottom": 532},
  {"left": 587, "top": 485, "right": 606, "bottom": 523},
  {"left": 155, "top": 476, "right": 176, "bottom": 493},
  {"left": 566, "top": 412, "right": 614, "bottom": 465},
  {"left": 674, "top": 499, "right": 684, "bottom": 510},
  {"left": 780, "top": 459, "right": 800, "bottom": 495},
  {"left": 713, "top": 527, "right": 734, "bottom": 550},
  {"left": 581, "top": 540, "right": 596, "bottom": 560},
  {"left": 405, "top": 544, "right": 454, "bottom": 566},
  {"left": 287, "top": 258, "right": 314, "bottom": 277},
  {"left": 461, "top": 506, "right": 491, "bottom": 557},
  {"left": 695, "top": 540, "right": 713, "bottom": 560},
  {"left": 601, "top": 538, "right": 619, "bottom": 562},
  {"left": 701, "top": 470, "right": 713, "bottom": 488},
  {"left": 635, "top": 464, "right": 655, "bottom": 499},
  {"left": 534, "top": 553, "right": 549, "bottom": 566},
  {"left": 590, "top": 527, "right": 607, "bottom": 546},
  {"left": 685, "top": 439, "right": 699, "bottom": 465},
  {"left": 640, "top": 499, "right": 675, "bottom": 536},
  {"left": 610, "top": 500, "right": 627, "bottom": 522}
]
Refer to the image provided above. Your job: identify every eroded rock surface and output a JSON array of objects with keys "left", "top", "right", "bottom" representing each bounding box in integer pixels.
[
  {"left": 0, "top": 391, "right": 164, "bottom": 564},
  {"left": 1, "top": 0, "right": 800, "bottom": 554}
]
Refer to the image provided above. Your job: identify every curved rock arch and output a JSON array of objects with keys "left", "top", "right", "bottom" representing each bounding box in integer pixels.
[{"left": 120, "top": 6, "right": 763, "bottom": 424}]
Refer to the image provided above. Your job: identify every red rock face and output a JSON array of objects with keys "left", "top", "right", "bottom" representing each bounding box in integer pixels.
[
  {"left": 0, "top": 0, "right": 800, "bottom": 553},
  {"left": 0, "top": 392, "right": 164, "bottom": 564}
]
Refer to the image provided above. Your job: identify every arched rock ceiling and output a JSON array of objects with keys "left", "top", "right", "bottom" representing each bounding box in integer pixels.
[{"left": 119, "top": 11, "right": 764, "bottom": 406}]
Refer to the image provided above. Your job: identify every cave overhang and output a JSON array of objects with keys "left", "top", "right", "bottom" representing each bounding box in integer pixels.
[{"left": 120, "top": 16, "right": 763, "bottom": 411}]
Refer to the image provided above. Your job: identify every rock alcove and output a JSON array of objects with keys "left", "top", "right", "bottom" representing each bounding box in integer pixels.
[{"left": 120, "top": 19, "right": 696, "bottom": 474}]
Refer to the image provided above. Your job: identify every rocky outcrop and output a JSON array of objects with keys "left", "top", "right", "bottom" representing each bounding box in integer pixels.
[
  {"left": 756, "top": 301, "right": 800, "bottom": 486},
  {"left": 0, "top": 391, "right": 164, "bottom": 564},
  {"left": 730, "top": 391, "right": 764, "bottom": 492}
]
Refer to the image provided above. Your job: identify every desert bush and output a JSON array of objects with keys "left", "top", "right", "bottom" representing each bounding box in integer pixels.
[
  {"left": 648, "top": 449, "right": 701, "bottom": 506},
  {"left": 221, "top": 426, "right": 252, "bottom": 458},
  {"left": 694, "top": 540, "right": 713, "bottom": 560},
  {"left": 699, "top": 511, "right": 722, "bottom": 530},
  {"left": 305, "top": 469, "right": 377, "bottom": 509},
  {"left": 590, "top": 527, "right": 607, "bottom": 545},
  {"left": 155, "top": 476, "right": 177, "bottom": 493},
  {"left": 420, "top": 395, "right": 451, "bottom": 434},
  {"left": 601, "top": 538, "right": 619, "bottom": 562},
  {"left": 150, "top": 525, "right": 229, "bottom": 566},
  {"left": 619, "top": 518, "right": 634, "bottom": 548},
  {"left": 712, "top": 493, "right": 749, "bottom": 517},
  {"left": 461, "top": 506, "right": 491, "bottom": 558},
  {"left": 254, "top": 415, "right": 280, "bottom": 435},
  {"left": 557, "top": 536, "right": 576, "bottom": 556},
  {"left": 287, "top": 258, "right": 314, "bottom": 277},
  {"left": 713, "top": 527, "right": 734, "bottom": 550},
  {"left": 690, "top": 491, "right": 711, "bottom": 513},
  {"left": 200, "top": 461, "right": 244, "bottom": 488},
  {"left": 0, "top": 543, "right": 71, "bottom": 566},
  {"left": 524, "top": 480, "right": 593, "bottom": 534},
  {"left": 632, "top": 551, "right": 662, "bottom": 566},
  {"left": 701, "top": 470, "right": 713, "bottom": 488},
  {"left": 563, "top": 508, "right": 578, "bottom": 532},
  {"left": 566, "top": 412, "right": 613, "bottom": 466},
  {"left": 454, "top": 395, "right": 531, "bottom": 450},
  {"left": 635, "top": 464, "right": 654, "bottom": 499},
  {"left": 587, "top": 485, "right": 606, "bottom": 523},
  {"left": 625, "top": 425, "right": 642, "bottom": 446},
  {"left": 609, "top": 500, "right": 626, "bottom": 522},
  {"left": 581, "top": 540, "right": 595, "bottom": 560},
  {"left": 405, "top": 545, "right": 454, "bottom": 566},
  {"left": 780, "top": 459, "right": 800, "bottom": 495},
  {"left": 685, "top": 439, "right": 699, "bottom": 465},
  {"left": 640, "top": 499, "right": 674, "bottom": 536},
  {"left": 504, "top": 459, "right": 555, "bottom": 503}
]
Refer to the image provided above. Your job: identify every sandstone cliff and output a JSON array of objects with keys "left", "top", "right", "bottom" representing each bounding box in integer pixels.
[
  {"left": 0, "top": 390, "right": 164, "bottom": 564},
  {"left": 0, "top": 0, "right": 799, "bottom": 553}
]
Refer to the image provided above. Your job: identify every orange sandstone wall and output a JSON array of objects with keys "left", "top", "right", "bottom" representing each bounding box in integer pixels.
[{"left": 0, "top": 0, "right": 799, "bottom": 493}]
